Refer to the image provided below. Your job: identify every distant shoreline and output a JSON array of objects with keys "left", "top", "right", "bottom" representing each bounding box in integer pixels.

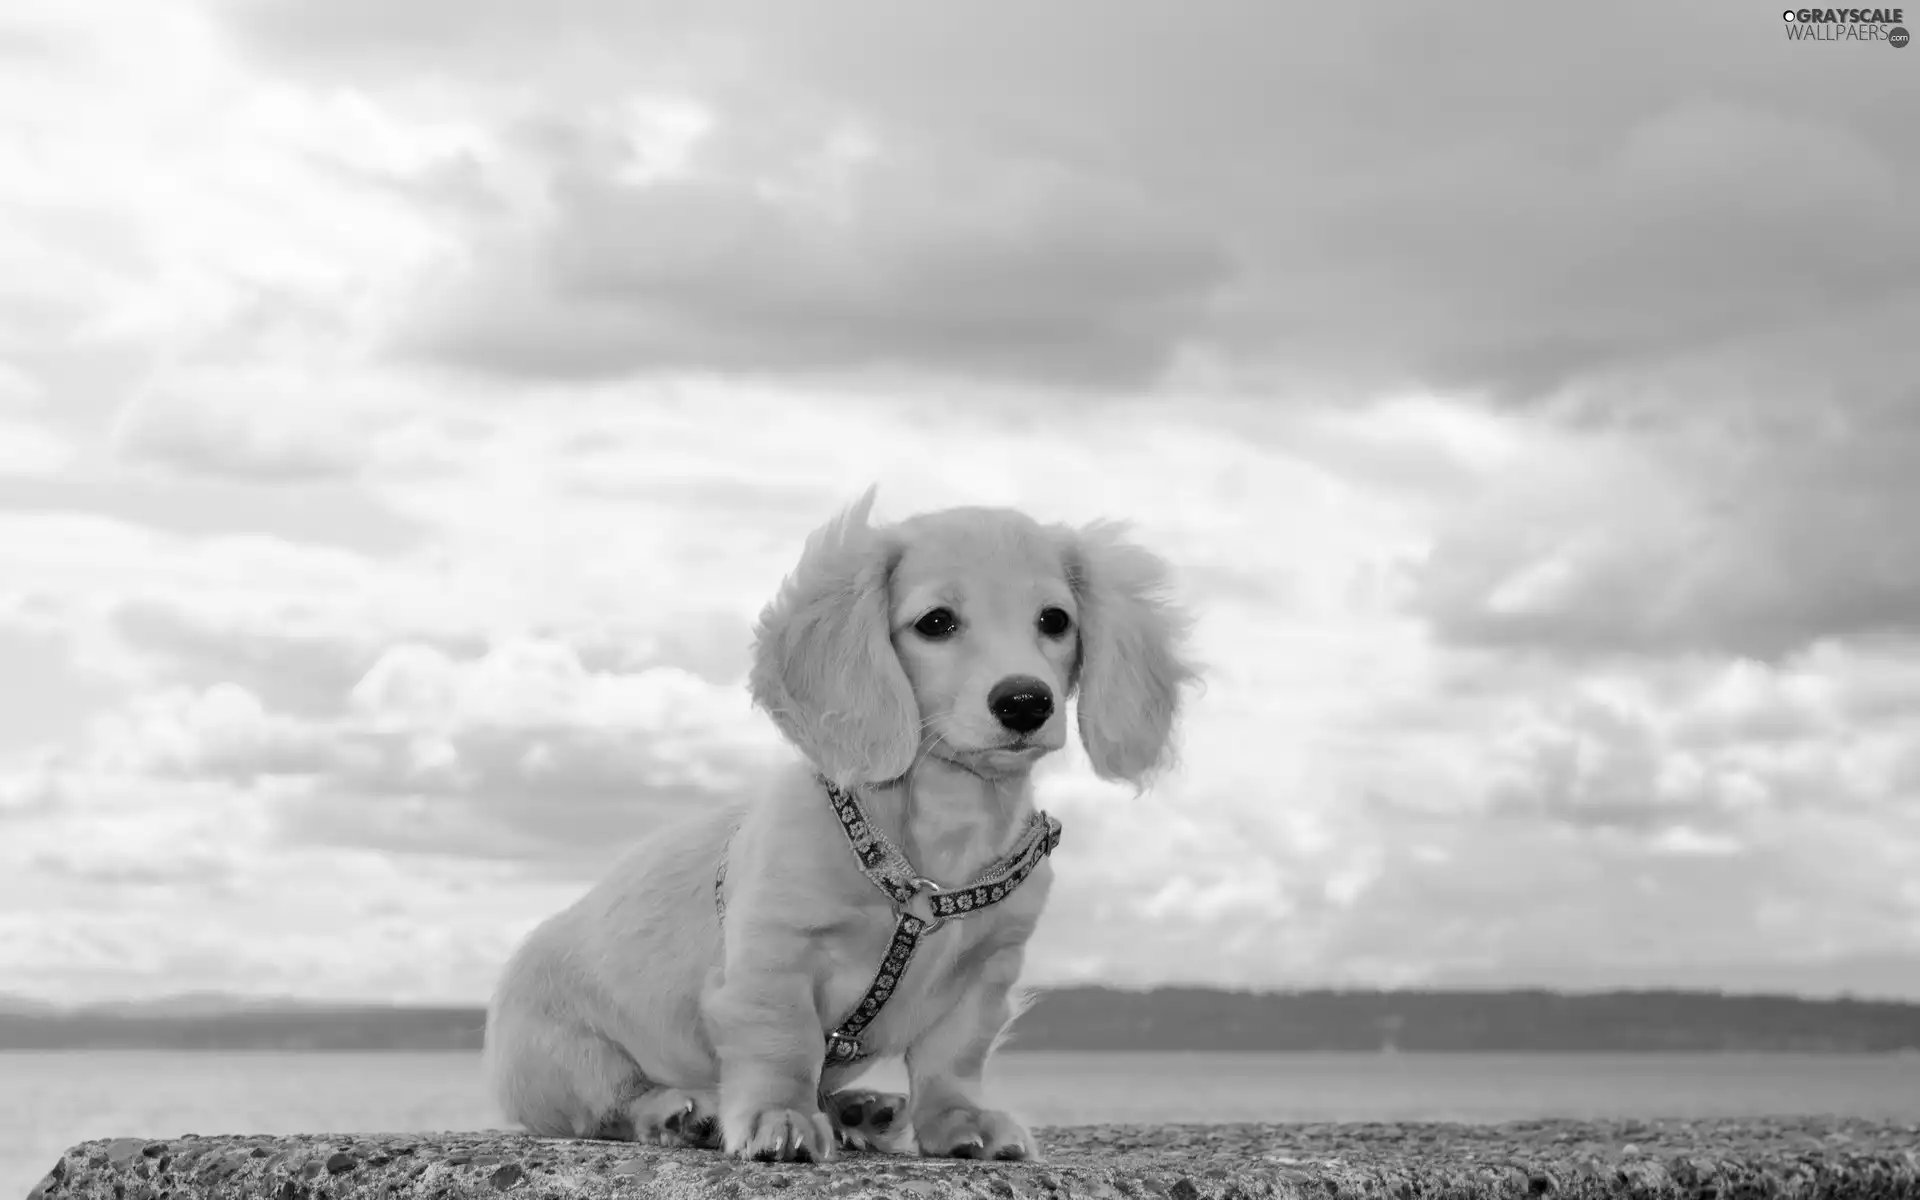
[{"left": 5, "top": 987, "right": 1918, "bottom": 1053}]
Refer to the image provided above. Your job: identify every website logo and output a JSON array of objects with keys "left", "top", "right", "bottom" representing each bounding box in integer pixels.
[{"left": 1783, "top": 8, "right": 1910, "bottom": 44}]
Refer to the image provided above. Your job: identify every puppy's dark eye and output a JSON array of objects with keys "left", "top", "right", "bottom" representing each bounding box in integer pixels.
[
  {"left": 1037, "top": 606, "right": 1072, "bottom": 638},
  {"left": 913, "top": 607, "right": 959, "bottom": 639}
]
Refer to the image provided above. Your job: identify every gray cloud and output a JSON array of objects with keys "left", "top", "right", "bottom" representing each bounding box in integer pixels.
[
  {"left": 83, "top": 627, "right": 780, "bottom": 872},
  {"left": 221, "top": 0, "right": 1920, "bottom": 398},
  {"left": 285, "top": 775, "right": 744, "bottom": 875},
  {"left": 0, "top": 624, "right": 117, "bottom": 759},
  {"left": 113, "top": 393, "right": 361, "bottom": 485},
  {"left": 0, "top": 25, "right": 66, "bottom": 64},
  {"left": 206, "top": 1, "right": 1920, "bottom": 671},
  {"left": 109, "top": 694, "right": 768, "bottom": 872},
  {"left": 401, "top": 146, "right": 1233, "bottom": 389},
  {"left": 110, "top": 601, "right": 480, "bottom": 717},
  {"left": 568, "top": 616, "right": 753, "bottom": 689},
  {"left": 27, "top": 848, "right": 239, "bottom": 893},
  {"left": 0, "top": 473, "right": 426, "bottom": 556},
  {"left": 273, "top": 716, "right": 770, "bottom": 874},
  {"left": 1323, "top": 812, "right": 1920, "bottom": 992},
  {"left": 1479, "top": 689, "right": 1840, "bottom": 835},
  {"left": 1411, "top": 330, "right": 1920, "bottom": 661}
]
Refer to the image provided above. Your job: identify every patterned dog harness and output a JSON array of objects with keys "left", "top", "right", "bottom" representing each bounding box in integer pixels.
[{"left": 714, "top": 775, "right": 1063, "bottom": 1068}]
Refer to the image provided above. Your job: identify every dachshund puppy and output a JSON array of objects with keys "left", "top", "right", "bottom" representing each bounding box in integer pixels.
[{"left": 484, "top": 487, "right": 1198, "bottom": 1162}]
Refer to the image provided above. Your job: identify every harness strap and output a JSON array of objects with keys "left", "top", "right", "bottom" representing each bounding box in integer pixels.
[{"left": 713, "top": 775, "right": 1062, "bottom": 1069}]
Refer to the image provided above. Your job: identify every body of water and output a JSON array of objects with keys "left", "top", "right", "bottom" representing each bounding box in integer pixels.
[{"left": 7, "top": 1050, "right": 1918, "bottom": 1197}]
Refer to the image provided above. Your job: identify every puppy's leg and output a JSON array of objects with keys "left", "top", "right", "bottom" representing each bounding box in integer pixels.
[
  {"left": 706, "top": 969, "right": 835, "bottom": 1162},
  {"left": 487, "top": 1007, "right": 635, "bottom": 1140},
  {"left": 488, "top": 1005, "right": 719, "bottom": 1146},
  {"left": 904, "top": 948, "right": 1039, "bottom": 1162}
]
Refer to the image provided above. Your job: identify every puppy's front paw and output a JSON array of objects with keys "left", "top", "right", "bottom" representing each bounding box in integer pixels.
[
  {"left": 729, "top": 1107, "right": 834, "bottom": 1163},
  {"left": 824, "top": 1087, "right": 911, "bottom": 1153},
  {"left": 914, "top": 1106, "right": 1038, "bottom": 1161},
  {"left": 629, "top": 1088, "right": 721, "bottom": 1148}
]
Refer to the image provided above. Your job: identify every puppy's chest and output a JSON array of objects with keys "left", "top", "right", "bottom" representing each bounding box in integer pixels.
[{"left": 820, "top": 867, "right": 1051, "bottom": 1054}]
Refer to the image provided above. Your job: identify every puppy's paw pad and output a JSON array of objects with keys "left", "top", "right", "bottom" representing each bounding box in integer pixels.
[
  {"left": 915, "top": 1107, "right": 1039, "bottom": 1162},
  {"left": 733, "top": 1107, "right": 834, "bottom": 1163},
  {"left": 630, "top": 1088, "right": 721, "bottom": 1148},
  {"left": 825, "top": 1088, "right": 910, "bottom": 1152}
]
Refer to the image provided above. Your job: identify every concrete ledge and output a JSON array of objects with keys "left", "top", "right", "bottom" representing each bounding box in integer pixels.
[{"left": 29, "top": 1119, "right": 1920, "bottom": 1200}]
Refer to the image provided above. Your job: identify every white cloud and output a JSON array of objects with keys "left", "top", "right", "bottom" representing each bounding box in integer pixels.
[
  {"left": 0, "top": 415, "right": 72, "bottom": 477},
  {"left": 1, "top": 0, "right": 1917, "bottom": 1004},
  {"left": 10, "top": 376, "right": 1920, "bottom": 998},
  {"left": 0, "top": 364, "right": 72, "bottom": 476}
]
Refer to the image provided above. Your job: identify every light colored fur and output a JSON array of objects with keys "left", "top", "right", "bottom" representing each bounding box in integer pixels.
[{"left": 483, "top": 487, "right": 1199, "bottom": 1162}]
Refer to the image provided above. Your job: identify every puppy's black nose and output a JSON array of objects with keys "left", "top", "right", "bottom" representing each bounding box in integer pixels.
[{"left": 988, "top": 676, "right": 1054, "bottom": 735}]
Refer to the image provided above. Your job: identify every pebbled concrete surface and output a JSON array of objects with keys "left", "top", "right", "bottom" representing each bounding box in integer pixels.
[{"left": 26, "top": 1119, "right": 1920, "bottom": 1200}]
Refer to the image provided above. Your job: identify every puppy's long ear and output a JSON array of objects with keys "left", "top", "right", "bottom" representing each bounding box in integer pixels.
[
  {"left": 749, "top": 486, "right": 917, "bottom": 788},
  {"left": 1064, "top": 521, "right": 1200, "bottom": 788}
]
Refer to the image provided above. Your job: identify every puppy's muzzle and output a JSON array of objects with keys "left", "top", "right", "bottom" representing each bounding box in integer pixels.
[{"left": 987, "top": 676, "right": 1054, "bottom": 735}]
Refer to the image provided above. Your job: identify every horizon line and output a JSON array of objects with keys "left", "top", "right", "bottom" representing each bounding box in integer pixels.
[{"left": 9, "top": 982, "right": 1920, "bottom": 1014}]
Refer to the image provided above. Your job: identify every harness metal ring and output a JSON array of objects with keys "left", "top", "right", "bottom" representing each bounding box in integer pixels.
[{"left": 902, "top": 876, "right": 950, "bottom": 935}]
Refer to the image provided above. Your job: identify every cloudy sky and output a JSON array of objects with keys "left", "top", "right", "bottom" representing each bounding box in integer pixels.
[{"left": 2, "top": 0, "right": 1918, "bottom": 1006}]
